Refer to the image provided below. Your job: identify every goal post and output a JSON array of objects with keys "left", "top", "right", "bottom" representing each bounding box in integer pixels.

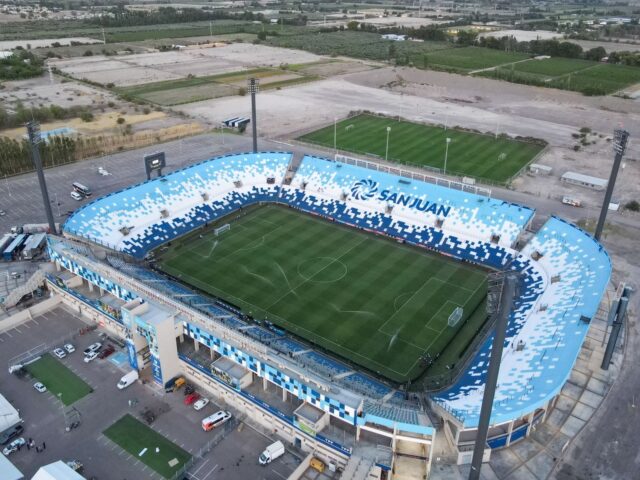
[
  {"left": 448, "top": 306, "right": 463, "bottom": 327},
  {"left": 214, "top": 224, "right": 230, "bottom": 236}
]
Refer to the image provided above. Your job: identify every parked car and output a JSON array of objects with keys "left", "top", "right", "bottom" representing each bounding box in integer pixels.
[
  {"left": 2, "top": 437, "right": 25, "bottom": 456},
  {"left": 33, "top": 382, "right": 47, "bottom": 393},
  {"left": 83, "top": 343, "right": 102, "bottom": 356},
  {"left": 184, "top": 384, "right": 195, "bottom": 395},
  {"left": 84, "top": 351, "right": 98, "bottom": 363},
  {"left": 164, "top": 376, "right": 186, "bottom": 393},
  {"left": 70, "top": 191, "right": 83, "bottom": 201},
  {"left": 98, "top": 344, "right": 115, "bottom": 359},
  {"left": 184, "top": 392, "right": 201, "bottom": 406},
  {"left": 53, "top": 348, "right": 66, "bottom": 359},
  {"left": 193, "top": 398, "right": 209, "bottom": 411},
  {"left": 0, "top": 425, "right": 23, "bottom": 446},
  {"left": 64, "top": 343, "right": 75, "bottom": 354}
]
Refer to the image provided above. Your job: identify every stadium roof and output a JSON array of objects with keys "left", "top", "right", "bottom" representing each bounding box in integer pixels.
[
  {"left": 0, "top": 394, "right": 21, "bottom": 432},
  {"left": 0, "top": 454, "right": 23, "bottom": 480},
  {"left": 32, "top": 461, "right": 85, "bottom": 480}
]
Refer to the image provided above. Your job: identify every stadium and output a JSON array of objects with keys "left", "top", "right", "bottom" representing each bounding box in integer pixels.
[{"left": 47, "top": 150, "right": 611, "bottom": 477}]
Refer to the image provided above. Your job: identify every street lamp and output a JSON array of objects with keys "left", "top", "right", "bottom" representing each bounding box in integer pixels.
[
  {"left": 444, "top": 137, "right": 451, "bottom": 175},
  {"left": 385, "top": 126, "right": 391, "bottom": 161},
  {"left": 334, "top": 117, "right": 337, "bottom": 152}
]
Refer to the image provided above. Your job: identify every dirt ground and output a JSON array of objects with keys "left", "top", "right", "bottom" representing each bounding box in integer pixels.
[
  {"left": 51, "top": 43, "right": 324, "bottom": 87},
  {"left": 0, "top": 37, "right": 101, "bottom": 49}
]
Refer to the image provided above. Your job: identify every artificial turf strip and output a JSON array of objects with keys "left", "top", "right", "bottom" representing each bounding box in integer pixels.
[
  {"left": 298, "top": 114, "right": 544, "bottom": 183},
  {"left": 157, "top": 205, "right": 487, "bottom": 383},
  {"left": 25, "top": 353, "right": 93, "bottom": 406},
  {"left": 104, "top": 414, "right": 191, "bottom": 479}
]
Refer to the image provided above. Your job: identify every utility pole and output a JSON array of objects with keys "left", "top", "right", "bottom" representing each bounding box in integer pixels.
[
  {"left": 248, "top": 78, "right": 259, "bottom": 153},
  {"left": 27, "top": 121, "right": 57, "bottom": 235},
  {"left": 469, "top": 272, "right": 519, "bottom": 480},
  {"left": 594, "top": 129, "right": 629, "bottom": 241}
]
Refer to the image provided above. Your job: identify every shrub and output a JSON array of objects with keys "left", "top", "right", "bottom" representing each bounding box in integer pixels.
[
  {"left": 143, "top": 107, "right": 151, "bottom": 114},
  {"left": 106, "top": 83, "right": 115, "bottom": 89},
  {"left": 80, "top": 111, "right": 94, "bottom": 122},
  {"left": 573, "top": 145, "right": 580, "bottom": 151},
  {"left": 107, "top": 101, "right": 115, "bottom": 108},
  {"left": 83, "top": 50, "right": 93, "bottom": 57},
  {"left": 116, "top": 117, "right": 125, "bottom": 124},
  {"left": 625, "top": 200, "right": 640, "bottom": 212},
  {"left": 238, "top": 87, "right": 247, "bottom": 96}
]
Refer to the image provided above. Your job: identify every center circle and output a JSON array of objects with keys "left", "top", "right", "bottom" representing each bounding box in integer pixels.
[{"left": 297, "top": 257, "right": 348, "bottom": 283}]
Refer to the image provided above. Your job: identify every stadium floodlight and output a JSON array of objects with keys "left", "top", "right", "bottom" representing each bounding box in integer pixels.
[
  {"left": 247, "top": 77, "right": 260, "bottom": 153},
  {"left": 385, "top": 126, "right": 391, "bottom": 161},
  {"left": 26, "top": 121, "right": 57, "bottom": 235},
  {"left": 334, "top": 117, "right": 338, "bottom": 152},
  {"left": 594, "top": 128, "right": 629, "bottom": 241},
  {"left": 444, "top": 137, "right": 451, "bottom": 175}
]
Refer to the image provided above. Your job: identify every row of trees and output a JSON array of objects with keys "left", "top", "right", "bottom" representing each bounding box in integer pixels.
[
  {"left": 91, "top": 6, "right": 264, "bottom": 28},
  {"left": 0, "top": 104, "right": 94, "bottom": 130},
  {"left": 0, "top": 136, "right": 77, "bottom": 177}
]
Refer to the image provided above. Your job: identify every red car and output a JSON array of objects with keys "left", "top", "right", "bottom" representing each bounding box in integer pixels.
[
  {"left": 184, "top": 392, "right": 201, "bottom": 406},
  {"left": 98, "top": 344, "right": 115, "bottom": 359}
]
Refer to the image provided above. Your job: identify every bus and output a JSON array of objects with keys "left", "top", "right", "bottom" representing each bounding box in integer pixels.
[
  {"left": 72, "top": 182, "right": 91, "bottom": 197},
  {"left": 201, "top": 411, "right": 231, "bottom": 431}
]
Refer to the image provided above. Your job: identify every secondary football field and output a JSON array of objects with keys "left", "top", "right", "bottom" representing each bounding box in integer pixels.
[
  {"left": 156, "top": 205, "right": 488, "bottom": 383},
  {"left": 298, "top": 114, "right": 545, "bottom": 183}
]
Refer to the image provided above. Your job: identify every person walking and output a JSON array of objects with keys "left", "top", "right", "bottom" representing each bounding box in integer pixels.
[{"left": 42, "top": 441, "right": 46, "bottom": 450}]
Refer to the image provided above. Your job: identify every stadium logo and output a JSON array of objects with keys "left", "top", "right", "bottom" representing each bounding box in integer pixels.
[
  {"left": 351, "top": 179, "right": 452, "bottom": 217},
  {"left": 350, "top": 179, "right": 379, "bottom": 200}
]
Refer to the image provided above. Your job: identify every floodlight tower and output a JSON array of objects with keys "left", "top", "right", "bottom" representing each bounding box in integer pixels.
[
  {"left": 26, "top": 121, "right": 57, "bottom": 235},
  {"left": 248, "top": 77, "right": 259, "bottom": 153},
  {"left": 469, "top": 271, "right": 519, "bottom": 480},
  {"left": 594, "top": 129, "right": 629, "bottom": 241}
]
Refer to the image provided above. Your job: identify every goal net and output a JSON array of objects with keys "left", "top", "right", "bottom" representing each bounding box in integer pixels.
[
  {"left": 214, "top": 224, "right": 230, "bottom": 236},
  {"left": 448, "top": 307, "right": 463, "bottom": 327}
]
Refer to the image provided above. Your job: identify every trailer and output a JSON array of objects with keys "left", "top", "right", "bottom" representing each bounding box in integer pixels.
[
  {"left": 22, "top": 232, "right": 47, "bottom": 260},
  {"left": 3, "top": 234, "right": 27, "bottom": 261},
  {"left": 0, "top": 234, "right": 14, "bottom": 254}
]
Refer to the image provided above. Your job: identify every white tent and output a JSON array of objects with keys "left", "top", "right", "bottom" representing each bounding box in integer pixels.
[
  {"left": 31, "top": 461, "right": 85, "bottom": 480},
  {"left": 0, "top": 394, "right": 21, "bottom": 432}
]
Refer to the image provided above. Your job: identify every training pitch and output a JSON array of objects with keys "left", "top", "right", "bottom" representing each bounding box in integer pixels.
[
  {"left": 298, "top": 114, "right": 544, "bottom": 183},
  {"left": 25, "top": 353, "right": 93, "bottom": 406},
  {"left": 156, "top": 205, "right": 487, "bottom": 383}
]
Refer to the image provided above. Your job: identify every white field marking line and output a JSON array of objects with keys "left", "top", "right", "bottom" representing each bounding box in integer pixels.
[
  {"left": 241, "top": 265, "right": 276, "bottom": 288},
  {"left": 271, "top": 468, "right": 287, "bottom": 480},
  {"left": 4, "top": 331, "right": 12, "bottom": 338},
  {"left": 266, "top": 236, "right": 367, "bottom": 310},
  {"left": 190, "top": 458, "right": 210, "bottom": 476},
  {"left": 200, "top": 464, "right": 219, "bottom": 480},
  {"left": 378, "top": 277, "right": 445, "bottom": 335},
  {"left": 13, "top": 327, "right": 22, "bottom": 334},
  {"left": 274, "top": 260, "right": 297, "bottom": 294}
]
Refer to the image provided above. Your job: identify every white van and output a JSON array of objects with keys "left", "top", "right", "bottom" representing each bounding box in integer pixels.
[
  {"left": 259, "top": 440, "right": 285, "bottom": 465},
  {"left": 201, "top": 410, "right": 231, "bottom": 431},
  {"left": 70, "top": 191, "right": 83, "bottom": 201},
  {"left": 117, "top": 370, "right": 139, "bottom": 390}
]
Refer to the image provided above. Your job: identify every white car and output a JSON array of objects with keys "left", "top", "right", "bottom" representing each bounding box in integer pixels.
[
  {"left": 34, "top": 382, "right": 47, "bottom": 393},
  {"left": 193, "top": 398, "right": 209, "bottom": 411},
  {"left": 53, "top": 348, "right": 66, "bottom": 359},
  {"left": 98, "top": 167, "right": 111, "bottom": 176},
  {"left": 83, "top": 351, "right": 98, "bottom": 363},
  {"left": 3, "top": 437, "right": 25, "bottom": 456},
  {"left": 83, "top": 342, "right": 102, "bottom": 356},
  {"left": 64, "top": 343, "right": 75, "bottom": 354},
  {"left": 70, "top": 191, "right": 83, "bottom": 201}
]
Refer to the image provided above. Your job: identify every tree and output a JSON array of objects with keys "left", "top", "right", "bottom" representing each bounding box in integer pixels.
[
  {"left": 347, "top": 20, "right": 359, "bottom": 30},
  {"left": 388, "top": 43, "right": 396, "bottom": 60},
  {"left": 257, "top": 30, "right": 267, "bottom": 40}
]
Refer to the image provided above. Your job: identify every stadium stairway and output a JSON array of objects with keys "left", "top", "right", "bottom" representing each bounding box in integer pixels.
[
  {"left": 2, "top": 268, "right": 47, "bottom": 309},
  {"left": 281, "top": 151, "right": 305, "bottom": 186},
  {"left": 340, "top": 455, "right": 374, "bottom": 480}
]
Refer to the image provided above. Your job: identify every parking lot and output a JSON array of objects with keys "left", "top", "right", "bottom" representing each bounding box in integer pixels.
[{"left": 0, "top": 305, "right": 300, "bottom": 479}]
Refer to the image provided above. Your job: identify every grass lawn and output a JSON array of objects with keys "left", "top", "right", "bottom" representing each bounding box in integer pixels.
[
  {"left": 298, "top": 114, "right": 544, "bottom": 183},
  {"left": 25, "top": 354, "right": 93, "bottom": 406},
  {"left": 156, "top": 205, "right": 488, "bottom": 383},
  {"left": 424, "top": 46, "right": 530, "bottom": 72},
  {"left": 104, "top": 414, "right": 191, "bottom": 479}
]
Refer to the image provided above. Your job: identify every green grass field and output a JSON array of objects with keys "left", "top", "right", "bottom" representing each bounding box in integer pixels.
[
  {"left": 156, "top": 205, "right": 488, "bottom": 383},
  {"left": 423, "top": 46, "right": 530, "bottom": 72},
  {"left": 25, "top": 354, "right": 93, "bottom": 405},
  {"left": 298, "top": 114, "right": 544, "bottom": 183},
  {"left": 104, "top": 414, "right": 191, "bottom": 479}
]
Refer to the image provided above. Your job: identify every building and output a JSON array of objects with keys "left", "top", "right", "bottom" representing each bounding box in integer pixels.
[
  {"left": 0, "top": 394, "right": 22, "bottom": 432},
  {"left": 560, "top": 171, "right": 607, "bottom": 191},
  {"left": 528, "top": 163, "right": 552, "bottom": 175},
  {"left": 381, "top": 34, "right": 407, "bottom": 41}
]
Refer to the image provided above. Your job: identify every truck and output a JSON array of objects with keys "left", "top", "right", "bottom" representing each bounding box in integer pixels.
[
  {"left": 117, "top": 370, "right": 139, "bottom": 390},
  {"left": 10, "top": 223, "right": 60, "bottom": 235},
  {"left": 561, "top": 196, "right": 582, "bottom": 207},
  {"left": 258, "top": 440, "right": 285, "bottom": 465}
]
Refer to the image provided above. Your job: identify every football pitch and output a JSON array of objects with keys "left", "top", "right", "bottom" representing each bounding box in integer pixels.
[
  {"left": 298, "top": 114, "right": 545, "bottom": 184},
  {"left": 156, "top": 205, "right": 488, "bottom": 383}
]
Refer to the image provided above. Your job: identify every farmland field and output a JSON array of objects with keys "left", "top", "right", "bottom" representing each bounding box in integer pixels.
[
  {"left": 298, "top": 114, "right": 544, "bottom": 183},
  {"left": 424, "top": 46, "right": 531, "bottom": 72},
  {"left": 156, "top": 204, "right": 489, "bottom": 383},
  {"left": 118, "top": 68, "right": 316, "bottom": 105}
]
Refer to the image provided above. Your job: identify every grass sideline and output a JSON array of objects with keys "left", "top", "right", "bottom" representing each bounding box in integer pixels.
[
  {"left": 298, "top": 114, "right": 544, "bottom": 183},
  {"left": 25, "top": 354, "right": 93, "bottom": 405},
  {"left": 104, "top": 414, "right": 191, "bottom": 479},
  {"left": 156, "top": 205, "right": 488, "bottom": 383}
]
